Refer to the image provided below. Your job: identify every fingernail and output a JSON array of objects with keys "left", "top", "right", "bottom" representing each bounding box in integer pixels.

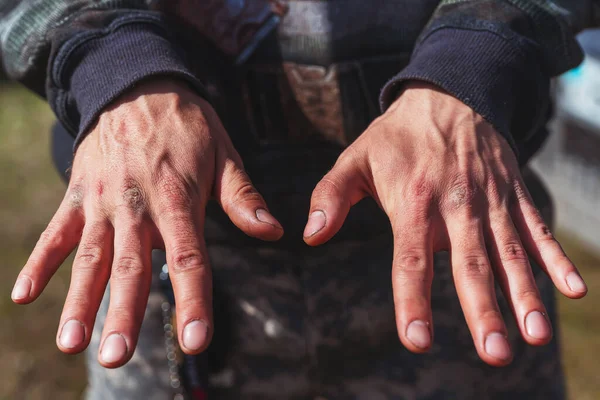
[
  {"left": 303, "top": 210, "right": 326, "bottom": 238},
  {"left": 255, "top": 209, "right": 282, "bottom": 229},
  {"left": 59, "top": 320, "right": 85, "bottom": 349},
  {"left": 101, "top": 333, "right": 128, "bottom": 364},
  {"left": 183, "top": 320, "right": 208, "bottom": 351},
  {"left": 484, "top": 332, "right": 511, "bottom": 361},
  {"left": 525, "top": 311, "right": 551, "bottom": 339},
  {"left": 406, "top": 320, "right": 431, "bottom": 349},
  {"left": 11, "top": 277, "right": 32, "bottom": 301},
  {"left": 566, "top": 272, "right": 587, "bottom": 293}
]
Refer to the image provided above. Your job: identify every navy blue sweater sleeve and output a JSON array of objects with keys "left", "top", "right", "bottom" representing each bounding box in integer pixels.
[
  {"left": 48, "top": 14, "right": 209, "bottom": 148},
  {"left": 380, "top": 27, "right": 549, "bottom": 156},
  {"left": 379, "top": 0, "right": 587, "bottom": 161}
]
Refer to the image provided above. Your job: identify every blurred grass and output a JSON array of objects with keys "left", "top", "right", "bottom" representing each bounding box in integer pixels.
[
  {"left": 556, "top": 234, "right": 600, "bottom": 400},
  {"left": 0, "top": 82, "right": 598, "bottom": 400},
  {"left": 0, "top": 83, "right": 86, "bottom": 400}
]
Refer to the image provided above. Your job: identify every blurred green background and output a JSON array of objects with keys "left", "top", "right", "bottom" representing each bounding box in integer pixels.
[{"left": 0, "top": 82, "right": 598, "bottom": 400}]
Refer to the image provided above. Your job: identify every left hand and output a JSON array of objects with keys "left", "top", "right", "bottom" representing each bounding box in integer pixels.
[
  {"left": 10, "top": 79, "right": 283, "bottom": 367},
  {"left": 303, "top": 81, "right": 587, "bottom": 367}
]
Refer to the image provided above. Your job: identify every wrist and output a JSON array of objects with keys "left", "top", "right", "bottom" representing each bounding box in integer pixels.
[
  {"left": 387, "top": 81, "right": 483, "bottom": 127},
  {"left": 86, "top": 77, "right": 213, "bottom": 149},
  {"left": 49, "top": 15, "right": 209, "bottom": 148},
  {"left": 108, "top": 77, "right": 207, "bottom": 111}
]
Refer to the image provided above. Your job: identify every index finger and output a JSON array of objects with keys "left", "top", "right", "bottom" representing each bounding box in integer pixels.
[{"left": 12, "top": 187, "right": 84, "bottom": 303}]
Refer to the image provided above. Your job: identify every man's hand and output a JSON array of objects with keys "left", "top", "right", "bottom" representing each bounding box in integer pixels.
[
  {"left": 304, "top": 81, "right": 587, "bottom": 366},
  {"left": 11, "top": 79, "right": 283, "bottom": 367}
]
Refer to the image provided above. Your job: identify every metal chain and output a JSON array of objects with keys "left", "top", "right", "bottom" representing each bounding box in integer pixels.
[{"left": 160, "top": 264, "right": 186, "bottom": 400}]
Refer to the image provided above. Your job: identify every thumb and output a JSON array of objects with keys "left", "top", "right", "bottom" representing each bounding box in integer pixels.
[
  {"left": 304, "top": 157, "right": 367, "bottom": 246},
  {"left": 214, "top": 150, "right": 283, "bottom": 241}
]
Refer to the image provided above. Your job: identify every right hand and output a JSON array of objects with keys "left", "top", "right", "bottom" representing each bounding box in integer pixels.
[
  {"left": 304, "top": 82, "right": 587, "bottom": 366},
  {"left": 10, "top": 79, "right": 284, "bottom": 367}
]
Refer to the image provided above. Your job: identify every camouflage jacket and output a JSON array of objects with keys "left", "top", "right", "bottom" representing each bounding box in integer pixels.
[{"left": 0, "top": 0, "right": 598, "bottom": 157}]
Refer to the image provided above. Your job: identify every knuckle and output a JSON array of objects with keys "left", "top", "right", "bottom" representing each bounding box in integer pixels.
[
  {"left": 108, "top": 305, "right": 138, "bottom": 323},
  {"left": 477, "top": 308, "right": 503, "bottom": 323},
  {"left": 176, "top": 294, "right": 211, "bottom": 312},
  {"left": 406, "top": 176, "right": 435, "bottom": 202},
  {"left": 67, "top": 184, "right": 85, "bottom": 209},
  {"left": 393, "top": 253, "right": 432, "bottom": 286},
  {"left": 170, "top": 248, "right": 207, "bottom": 273},
  {"left": 39, "top": 225, "right": 67, "bottom": 249},
  {"left": 533, "top": 223, "right": 555, "bottom": 242},
  {"left": 157, "top": 176, "right": 192, "bottom": 209},
  {"left": 500, "top": 241, "right": 529, "bottom": 264},
  {"left": 461, "top": 255, "right": 492, "bottom": 279},
  {"left": 119, "top": 179, "right": 147, "bottom": 213},
  {"left": 76, "top": 245, "right": 104, "bottom": 270},
  {"left": 336, "top": 145, "right": 361, "bottom": 165},
  {"left": 95, "top": 180, "right": 105, "bottom": 197},
  {"left": 314, "top": 175, "right": 344, "bottom": 201},
  {"left": 113, "top": 256, "right": 145, "bottom": 277},
  {"left": 64, "top": 291, "right": 92, "bottom": 310},
  {"left": 516, "top": 288, "right": 541, "bottom": 303},
  {"left": 395, "top": 253, "right": 428, "bottom": 274},
  {"left": 445, "top": 176, "right": 478, "bottom": 211},
  {"left": 228, "top": 181, "right": 262, "bottom": 206}
]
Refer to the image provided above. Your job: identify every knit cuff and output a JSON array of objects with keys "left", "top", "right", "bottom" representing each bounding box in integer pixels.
[
  {"left": 380, "top": 27, "right": 549, "bottom": 157},
  {"left": 49, "top": 15, "right": 208, "bottom": 148}
]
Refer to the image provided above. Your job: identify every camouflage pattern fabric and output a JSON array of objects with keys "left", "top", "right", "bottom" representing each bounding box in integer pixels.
[
  {"left": 85, "top": 252, "right": 175, "bottom": 400},
  {"left": 85, "top": 144, "right": 564, "bottom": 400}
]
